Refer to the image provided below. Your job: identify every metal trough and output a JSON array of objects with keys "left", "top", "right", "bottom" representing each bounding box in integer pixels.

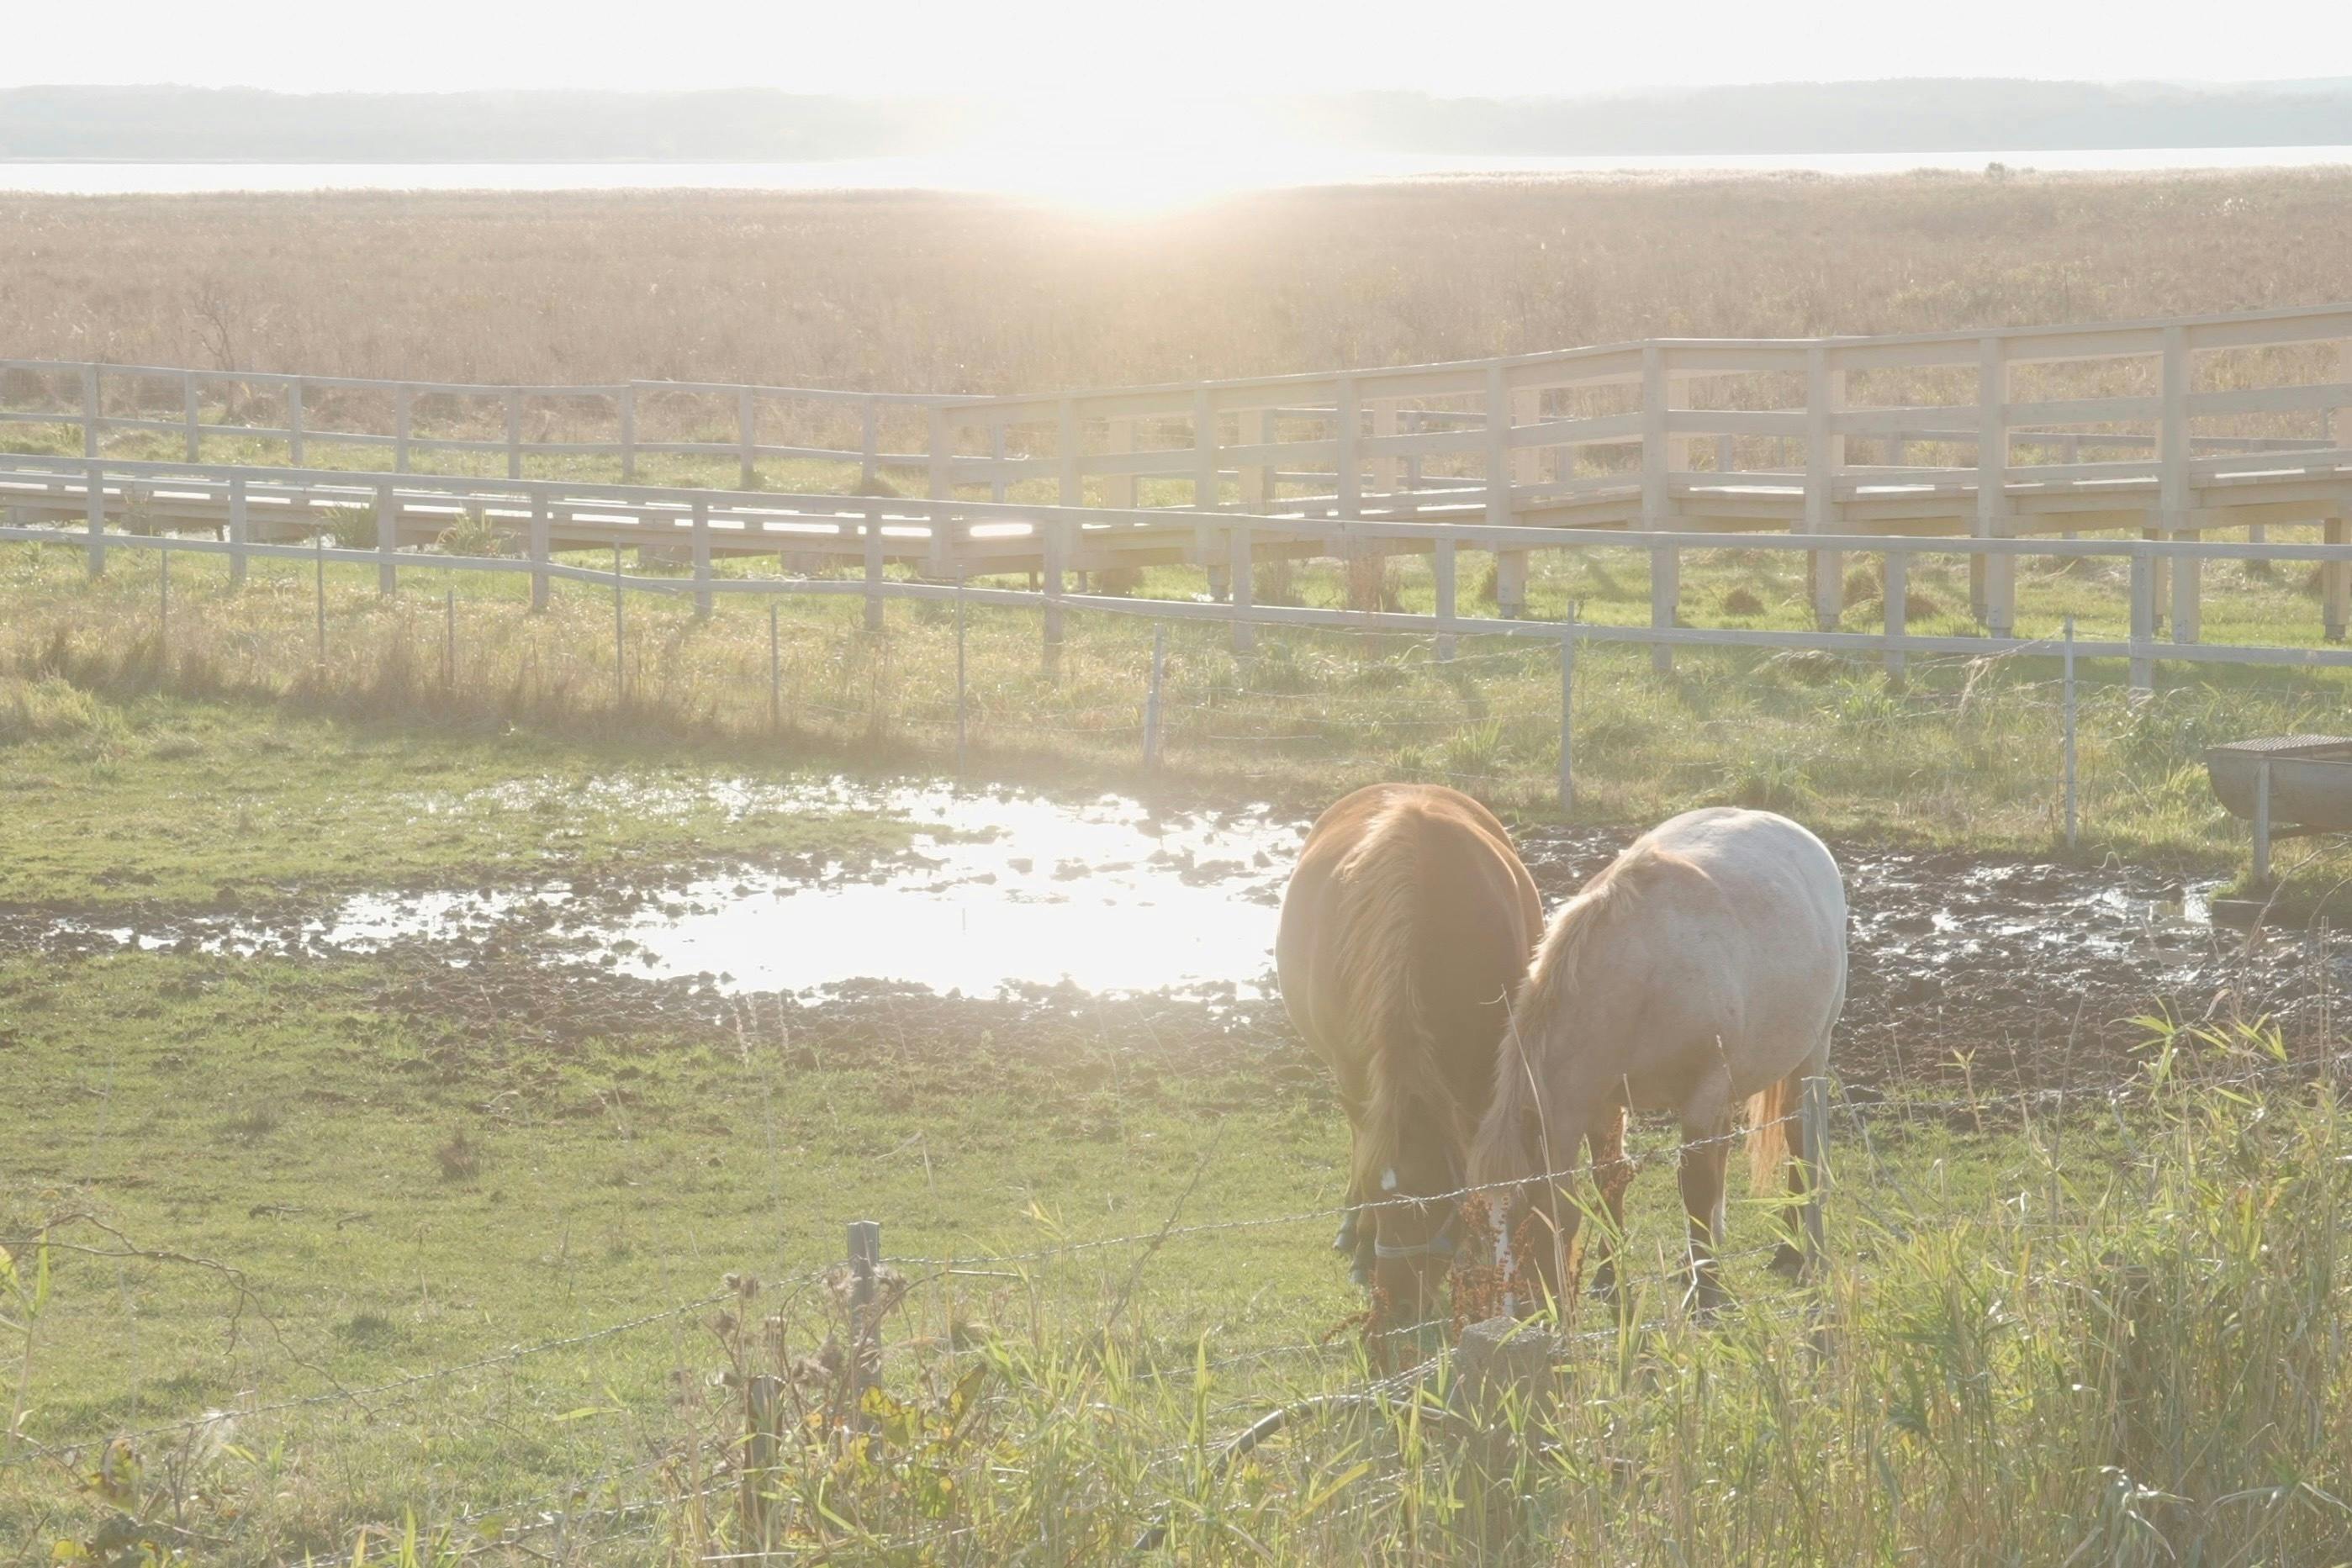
[{"left": 2203, "top": 735, "right": 2352, "bottom": 886}]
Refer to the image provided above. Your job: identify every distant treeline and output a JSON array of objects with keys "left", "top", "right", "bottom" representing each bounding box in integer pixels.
[{"left": 5, "top": 78, "right": 2351, "bottom": 162}]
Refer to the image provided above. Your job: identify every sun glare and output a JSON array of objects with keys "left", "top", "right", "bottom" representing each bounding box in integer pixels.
[{"left": 931, "top": 92, "right": 1334, "bottom": 215}]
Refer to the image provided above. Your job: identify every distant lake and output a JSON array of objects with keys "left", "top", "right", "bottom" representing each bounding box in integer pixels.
[{"left": 4, "top": 145, "right": 2351, "bottom": 204}]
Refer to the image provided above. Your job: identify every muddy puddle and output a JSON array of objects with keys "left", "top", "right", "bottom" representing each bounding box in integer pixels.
[{"left": 10, "top": 779, "right": 2344, "bottom": 1074}]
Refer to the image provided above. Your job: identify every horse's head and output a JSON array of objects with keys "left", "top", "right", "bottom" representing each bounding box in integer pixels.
[{"left": 1364, "top": 1150, "right": 1461, "bottom": 1328}]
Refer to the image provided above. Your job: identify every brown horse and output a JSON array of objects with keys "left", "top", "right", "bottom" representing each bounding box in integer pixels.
[
  {"left": 1471, "top": 807, "right": 1847, "bottom": 1314},
  {"left": 1276, "top": 784, "right": 1544, "bottom": 1322}
]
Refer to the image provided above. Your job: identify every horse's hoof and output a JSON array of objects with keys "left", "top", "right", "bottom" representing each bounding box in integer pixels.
[{"left": 1768, "top": 1243, "right": 1805, "bottom": 1280}]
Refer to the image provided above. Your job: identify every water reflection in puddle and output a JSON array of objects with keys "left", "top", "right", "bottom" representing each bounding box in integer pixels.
[{"left": 304, "top": 784, "right": 1304, "bottom": 998}]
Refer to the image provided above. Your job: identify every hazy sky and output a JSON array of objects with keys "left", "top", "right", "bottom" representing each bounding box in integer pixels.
[{"left": 8, "top": 0, "right": 2348, "bottom": 97}]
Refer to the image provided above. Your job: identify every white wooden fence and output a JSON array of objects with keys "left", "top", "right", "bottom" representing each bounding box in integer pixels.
[{"left": 3, "top": 299, "right": 2349, "bottom": 680}]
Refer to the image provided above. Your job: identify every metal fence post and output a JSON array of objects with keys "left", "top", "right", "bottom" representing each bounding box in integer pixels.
[
  {"left": 84, "top": 459, "right": 105, "bottom": 575},
  {"left": 528, "top": 494, "right": 550, "bottom": 611},
  {"left": 954, "top": 580, "right": 969, "bottom": 781},
  {"left": 769, "top": 600, "right": 782, "bottom": 732},
  {"left": 2063, "top": 615, "right": 2078, "bottom": 851},
  {"left": 314, "top": 533, "right": 326, "bottom": 663},
  {"left": 1143, "top": 623, "right": 1167, "bottom": 769},
  {"left": 1558, "top": 604, "right": 1578, "bottom": 812},
  {"left": 376, "top": 483, "right": 398, "bottom": 596},
  {"left": 692, "top": 497, "right": 712, "bottom": 617},
  {"left": 848, "top": 1220, "right": 883, "bottom": 1429},
  {"left": 228, "top": 475, "right": 249, "bottom": 587},
  {"left": 2254, "top": 757, "right": 2273, "bottom": 885}
]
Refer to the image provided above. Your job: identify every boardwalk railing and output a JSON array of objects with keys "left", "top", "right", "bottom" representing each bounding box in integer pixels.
[{"left": 3, "top": 300, "right": 2349, "bottom": 668}]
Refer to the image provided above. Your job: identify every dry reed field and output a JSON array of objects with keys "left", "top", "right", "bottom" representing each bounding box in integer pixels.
[{"left": 6, "top": 170, "right": 2352, "bottom": 393}]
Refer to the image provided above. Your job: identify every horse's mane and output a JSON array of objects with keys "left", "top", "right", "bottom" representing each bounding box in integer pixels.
[
  {"left": 1333, "top": 797, "right": 1467, "bottom": 1199},
  {"left": 1474, "top": 838, "right": 1678, "bottom": 1187}
]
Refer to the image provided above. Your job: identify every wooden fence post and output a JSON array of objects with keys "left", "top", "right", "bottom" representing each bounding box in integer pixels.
[
  {"left": 376, "top": 483, "right": 398, "bottom": 595},
  {"left": 528, "top": 494, "right": 550, "bottom": 611},
  {"left": 848, "top": 1220, "right": 883, "bottom": 1429},
  {"left": 1143, "top": 623, "right": 1167, "bottom": 768},
  {"left": 1649, "top": 543, "right": 1679, "bottom": 677},
  {"left": 1370, "top": 398, "right": 1399, "bottom": 494},
  {"left": 1335, "top": 376, "right": 1360, "bottom": 520},
  {"left": 1642, "top": 346, "right": 1675, "bottom": 673},
  {"left": 2159, "top": 325, "right": 2198, "bottom": 643},
  {"left": 81, "top": 364, "right": 100, "bottom": 458},
  {"left": 1193, "top": 388, "right": 1221, "bottom": 515},
  {"left": 228, "top": 475, "right": 249, "bottom": 586}
]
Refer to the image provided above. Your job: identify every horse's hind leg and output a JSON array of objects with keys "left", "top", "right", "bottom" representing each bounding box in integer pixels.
[
  {"left": 1586, "top": 1103, "right": 1632, "bottom": 1300},
  {"left": 1676, "top": 1122, "right": 1731, "bottom": 1315}
]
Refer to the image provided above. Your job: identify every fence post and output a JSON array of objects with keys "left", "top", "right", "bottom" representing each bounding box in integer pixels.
[
  {"left": 376, "top": 483, "right": 398, "bottom": 595},
  {"left": 612, "top": 544, "right": 626, "bottom": 704},
  {"left": 1143, "top": 623, "right": 1167, "bottom": 768},
  {"left": 1977, "top": 335, "right": 2015, "bottom": 637},
  {"left": 928, "top": 404, "right": 953, "bottom": 509},
  {"left": 1558, "top": 606, "right": 1577, "bottom": 812},
  {"left": 81, "top": 363, "right": 100, "bottom": 458},
  {"left": 1335, "top": 375, "right": 1359, "bottom": 520},
  {"left": 1883, "top": 547, "right": 1908, "bottom": 679},
  {"left": 1104, "top": 417, "right": 1135, "bottom": 509},
  {"left": 228, "top": 475, "right": 249, "bottom": 586},
  {"left": 954, "top": 580, "right": 969, "bottom": 780},
  {"left": 505, "top": 389, "right": 523, "bottom": 480},
  {"left": 1805, "top": 343, "right": 1847, "bottom": 631},
  {"left": 85, "top": 459, "right": 105, "bottom": 575},
  {"left": 1649, "top": 543, "right": 1678, "bottom": 677},
  {"left": 769, "top": 600, "right": 782, "bottom": 732},
  {"left": 183, "top": 374, "right": 201, "bottom": 462},
  {"left": 1192, "top": 388, "right": 1220, "bottom": 517},
  {"left": 395, "top": 385, "right": 412, "bottom": 473},
  {"left": 738, "top": 387, "right": 757, "bottom": 488},
  {"left": 2063, "top": 615, "right": 2078, "bottom": 852},
  {"left": 1042, "top": 515, "right": 1067, "bottom": 651},
  {"left": 2159, "top": 325, "right": 2198, "bottom": 643},
  {"left": 862, "top": 500, "right": 885, "bottom": 632},
  {"left": 314, "top": 533, "right": 326, "bottom": 663},
  {"left": 2254, "top": 758, "right": 2273, "bottom": 885},
  {"left": 2128, "top": 544, "right": 2154, "bottom": 692},
  {"left": 1434, "top": 536, "right": 1458, "bottom": 662},
  {"left": 1370, "top": 398, "right": 1398, "bottom": 494},
  {"left": 848, "top": 1220, "right": 883, "bottom": 1430},
  {"left": 691, "top": 497, "right": 712, "bottom": 617},
  {"left": 528, "top": 494, "right": 550, "bottom": 611},
  {"left": 859, "top": 398, "right": 879, "bottom": 492},
  {"left": 621, "top": 385, "right": 638, "bottom": 482},
  {"left": 1486, "top": 362, "right": 1525, "bottom": 618},
  {"left": 2325, "top": 515, "right": 2349, "bottom": 642},
  {"left": 1229, "top": 521, "right": 1256, "bottom": 653},
  {"left": 287, "top": 379, "right": 305, "bottom": 466}
]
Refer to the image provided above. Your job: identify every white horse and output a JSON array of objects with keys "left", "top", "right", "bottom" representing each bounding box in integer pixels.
[{"left": 1470, "top": 807, "right": 1847, "bottom": 1312}]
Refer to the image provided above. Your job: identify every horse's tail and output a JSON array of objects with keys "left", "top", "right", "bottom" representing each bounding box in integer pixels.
[
  {"left": 1746, "top": 1065, "right": 1803, "bottom": 1194},
  {"left": 1467, "top": 996, "right": 1541, "bottom": 1192},
  {"left": 1335, "top": 802, "right": 1459, "bottom": 1196}
]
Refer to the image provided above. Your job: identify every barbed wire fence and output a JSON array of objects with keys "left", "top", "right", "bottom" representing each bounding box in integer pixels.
[{"left": 8, "top": 1035, "right": 2346, "bottom": 1562}]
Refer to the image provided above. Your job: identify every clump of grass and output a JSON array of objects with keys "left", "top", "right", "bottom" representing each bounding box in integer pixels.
[
  {"left": 1720, "top": 585, "right": 1766, "bottom": 616},
  {"left": 435, "top": 1125, "right": 484, "bottom": 1181}
]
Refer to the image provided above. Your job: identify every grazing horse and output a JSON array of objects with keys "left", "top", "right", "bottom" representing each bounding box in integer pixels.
[
  {"left": 1276, "top": 784, "right": 1544, "bottom": 1323},
  {"left": 1471, "top": 807, "right": 1846, "bottom": 1313}
]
